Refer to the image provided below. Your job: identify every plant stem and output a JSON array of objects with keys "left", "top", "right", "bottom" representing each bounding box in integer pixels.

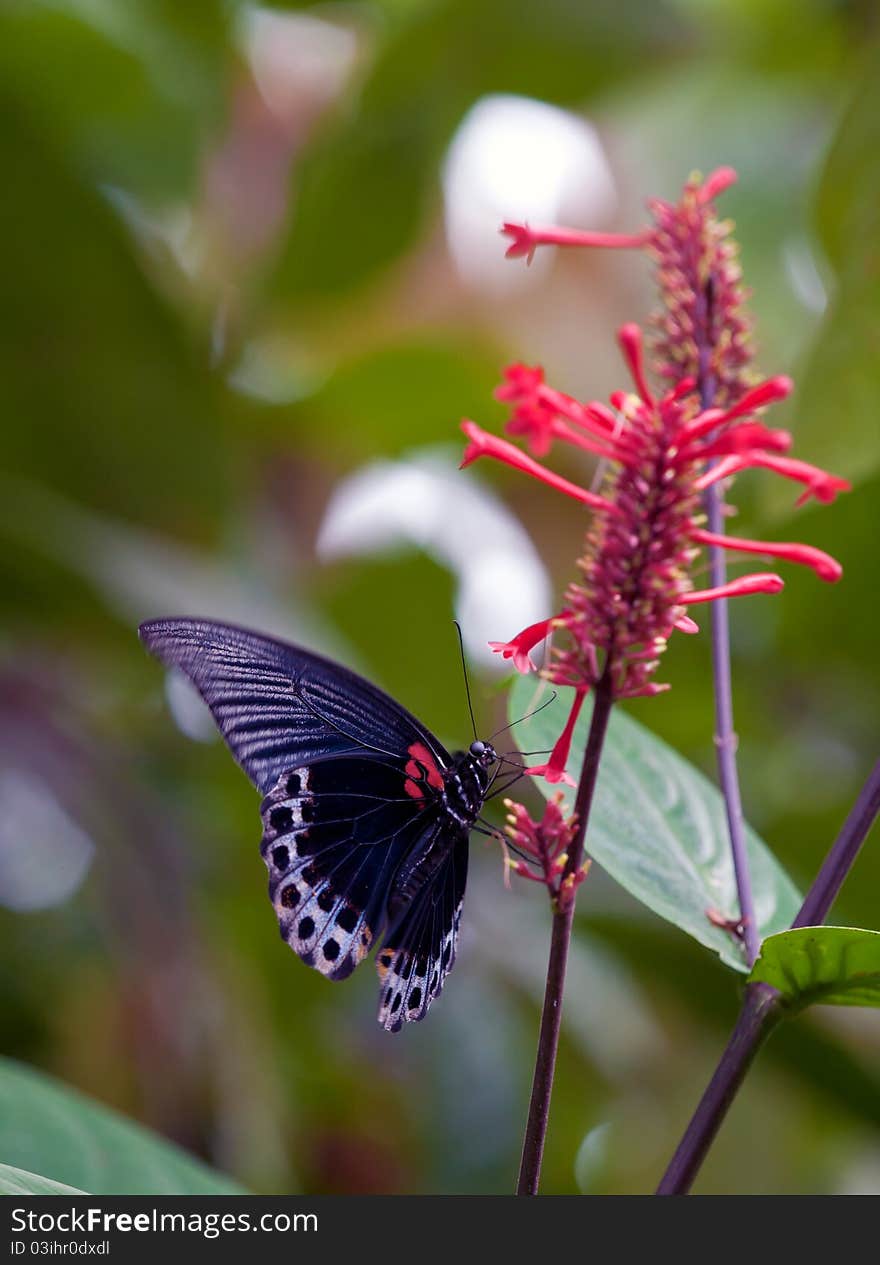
[
  {"left": 704, "top": 482, "right": 760, "bottom": 966},
  {"left": 516, "top": 670, "right": 614, "bottom": 1196},
  {"left": 655, "top": 981, "right": 783, "bottom": 1195},
  {"left": 656, "top": 755, "right": 880, "bottom": 1194},
  {"left": 793, "top": 757, "right": 880, "bottom": 927},
  {"left": 696, "top": 309, "right": 760, "bottom": 967}
]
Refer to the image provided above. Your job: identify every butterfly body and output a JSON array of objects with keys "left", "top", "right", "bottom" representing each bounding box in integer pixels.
[{"left": 139, "top": 618, "right": 497, "bottom": 1032}]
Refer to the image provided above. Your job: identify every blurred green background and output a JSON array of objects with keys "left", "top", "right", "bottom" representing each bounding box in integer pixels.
[{"left": 1, "top": 0, "right": 878, "bottom": 1195}]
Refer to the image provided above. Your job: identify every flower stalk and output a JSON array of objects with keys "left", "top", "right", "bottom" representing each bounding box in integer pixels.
[{"left": 516, "top": 669, "right": 614, "bottom": 1196}]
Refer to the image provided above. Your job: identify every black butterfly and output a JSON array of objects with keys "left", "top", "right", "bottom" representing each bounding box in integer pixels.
[{"left": 139, "top": 618, "right": 500, "bottom": 1032}]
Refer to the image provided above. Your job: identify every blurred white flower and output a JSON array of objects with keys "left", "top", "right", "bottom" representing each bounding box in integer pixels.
[
  {"left": 316, "top": 448, "right": 553, "bottom": 670},
  {"left": 0, "top": 772, "right": 95, "bottom": 912}
]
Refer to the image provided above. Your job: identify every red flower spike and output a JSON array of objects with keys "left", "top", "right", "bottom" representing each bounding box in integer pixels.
[
  {"left": 690, "top": 528, "right": 842, "bottom": 583},
  {"left": 467, "top": 172, "right": 846, "bottom": 743},
  {"left": 460, "top": 421, "right": 618, "bottom": 513},
  {"left": 464, "top": 322, "right": 844, "bottom": 706}
]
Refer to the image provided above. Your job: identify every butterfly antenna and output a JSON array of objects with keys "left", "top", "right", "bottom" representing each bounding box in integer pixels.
[
  {"left": 488, "top": 690, "right": 558, "bottom": 743},
  {"left": 453, "top": 620, "right": 479, "bottom": 742}
]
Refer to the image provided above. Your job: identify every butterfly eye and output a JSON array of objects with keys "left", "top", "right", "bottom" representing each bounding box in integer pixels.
[{"left": 469, "top": 740, "right": 486, "bottom": 757}]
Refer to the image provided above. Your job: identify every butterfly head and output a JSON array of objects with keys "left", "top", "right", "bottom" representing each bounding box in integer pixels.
[{"left": 468, "top": 739, "right": 497, "bottom": 768}]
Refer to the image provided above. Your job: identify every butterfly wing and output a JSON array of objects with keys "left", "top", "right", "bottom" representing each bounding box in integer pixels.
[{"left": 138, "top": 618, "right": 451, "bottom": 794}]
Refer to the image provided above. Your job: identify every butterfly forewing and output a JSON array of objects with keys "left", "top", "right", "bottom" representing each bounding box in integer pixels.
[
  {"left": 139, "top": 617, "right": 487, "bottom": 1031},
  {"left": 139, "top": 619, "right": 451, "bottom": 794}
]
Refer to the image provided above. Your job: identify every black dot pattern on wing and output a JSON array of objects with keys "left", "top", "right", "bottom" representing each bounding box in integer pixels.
[
  {"left": 260, "top": 756, "right": 443, "bottom": 982},
  {"left": 376, "top": 835, "right": 468, "bottom": 1032}
]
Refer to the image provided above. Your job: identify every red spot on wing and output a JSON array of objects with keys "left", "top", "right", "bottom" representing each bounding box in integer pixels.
[
  {"left": 408, "top": 742, "right": 444, "bottom": 791},
  {"left": 403, "top": 778, "right": 424, "bottom": 801},
  {"left": 405, "top": 759, "right": 421, "bottom": 780}
]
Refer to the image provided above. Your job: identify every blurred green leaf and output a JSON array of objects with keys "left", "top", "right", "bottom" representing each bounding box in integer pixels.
[
  {"left": 0, "top": 0, "right": 230, "bottom": 198},
  {"left": 783, "top": 258, "right": 880, "bottom": 492},
  {"left": 768, "top": 42, "right": 880, "bottom": 500},
  {"left": 0, "top": 1163, "right": 84, "bottom": 1195},
  {"left": 0, "top": 1057, "right": 246, "bottom": 1195},
  {"left": 510, "top": 677, "right": 800, "bottom": 970},
  {"left": 0, "top": 102, "right": 230, "bottom": 534},
  {"left": 750, "top": 927, "right": 880, "bottom": 1011},
  {"left": 815, "top": 42, "right": 880, "bottom": 271},
  {"left": 291, "top": 339, "right": 501, "bottom": 458}
]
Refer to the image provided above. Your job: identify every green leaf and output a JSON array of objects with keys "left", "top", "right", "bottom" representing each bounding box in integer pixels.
[
  {"left": 815, "top": 43, "right": 880, "bottom": 272},
  {"left": 0, "top": 1163, "right": 85, "bottom": 1196},
  {"left": 0, "top": 1057, "right": 246, "bottom": 1195},
  {"left": 509, "top": 677, "right": 800, "bottom": 971},
  {"left": 749, "top": 927, "right": 880, "bottom": 1011},
  {"left": 0, "top": 1, "right": 230, "bottom": 199},
  {"left": 289, "top": 339, "right": 502, "bottom": 459},
  {"left": 0, "top": 102, "right": 230, "bottom": 534},
  {"left": 767, "top": 43, "right": 880, "bottom": 503}
]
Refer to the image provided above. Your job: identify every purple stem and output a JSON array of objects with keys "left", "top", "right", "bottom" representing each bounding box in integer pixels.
[
  {"left": 704, "top": 482, "right": 761, "bottom": 966},
  {"left": 657, "top": 755, "right": 880, "bottom": 1194},
  {"left": 516, "top": 671, "right": 614, "bottom": 1195},
  {"left": 696, "top": 315, "right": 760, "bottom": 967}
]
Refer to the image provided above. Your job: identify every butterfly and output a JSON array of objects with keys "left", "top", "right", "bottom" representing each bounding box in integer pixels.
[{"left": 139, "top": 618, "right": 502, "bottom": 1032}]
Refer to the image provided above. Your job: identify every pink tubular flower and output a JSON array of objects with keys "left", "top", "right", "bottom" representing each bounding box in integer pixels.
[
  {"left": 501, "top": 222, "right": 652, "bottom": 262},
  {"left": 460, "top": 421, "right": 616, "bottom": 513},
  {"left": 464, "top": 319, "right": 847, "bottom": 779},
  {"left": 489, "top": 614, "right": 566, "bottom": 674},
  {"left": 525, "top": 688, "right": 586, "bottom": 786},
  {"left": 696, "top": 452, "right": 851, "bottom": 506},
  {"left": 503, "top": 794, "right": 586, "bottom": 909}
]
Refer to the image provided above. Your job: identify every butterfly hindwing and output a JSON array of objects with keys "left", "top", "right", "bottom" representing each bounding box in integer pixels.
[{"left": 376, "top": 835, "right": 469, "bottom": 1032}]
